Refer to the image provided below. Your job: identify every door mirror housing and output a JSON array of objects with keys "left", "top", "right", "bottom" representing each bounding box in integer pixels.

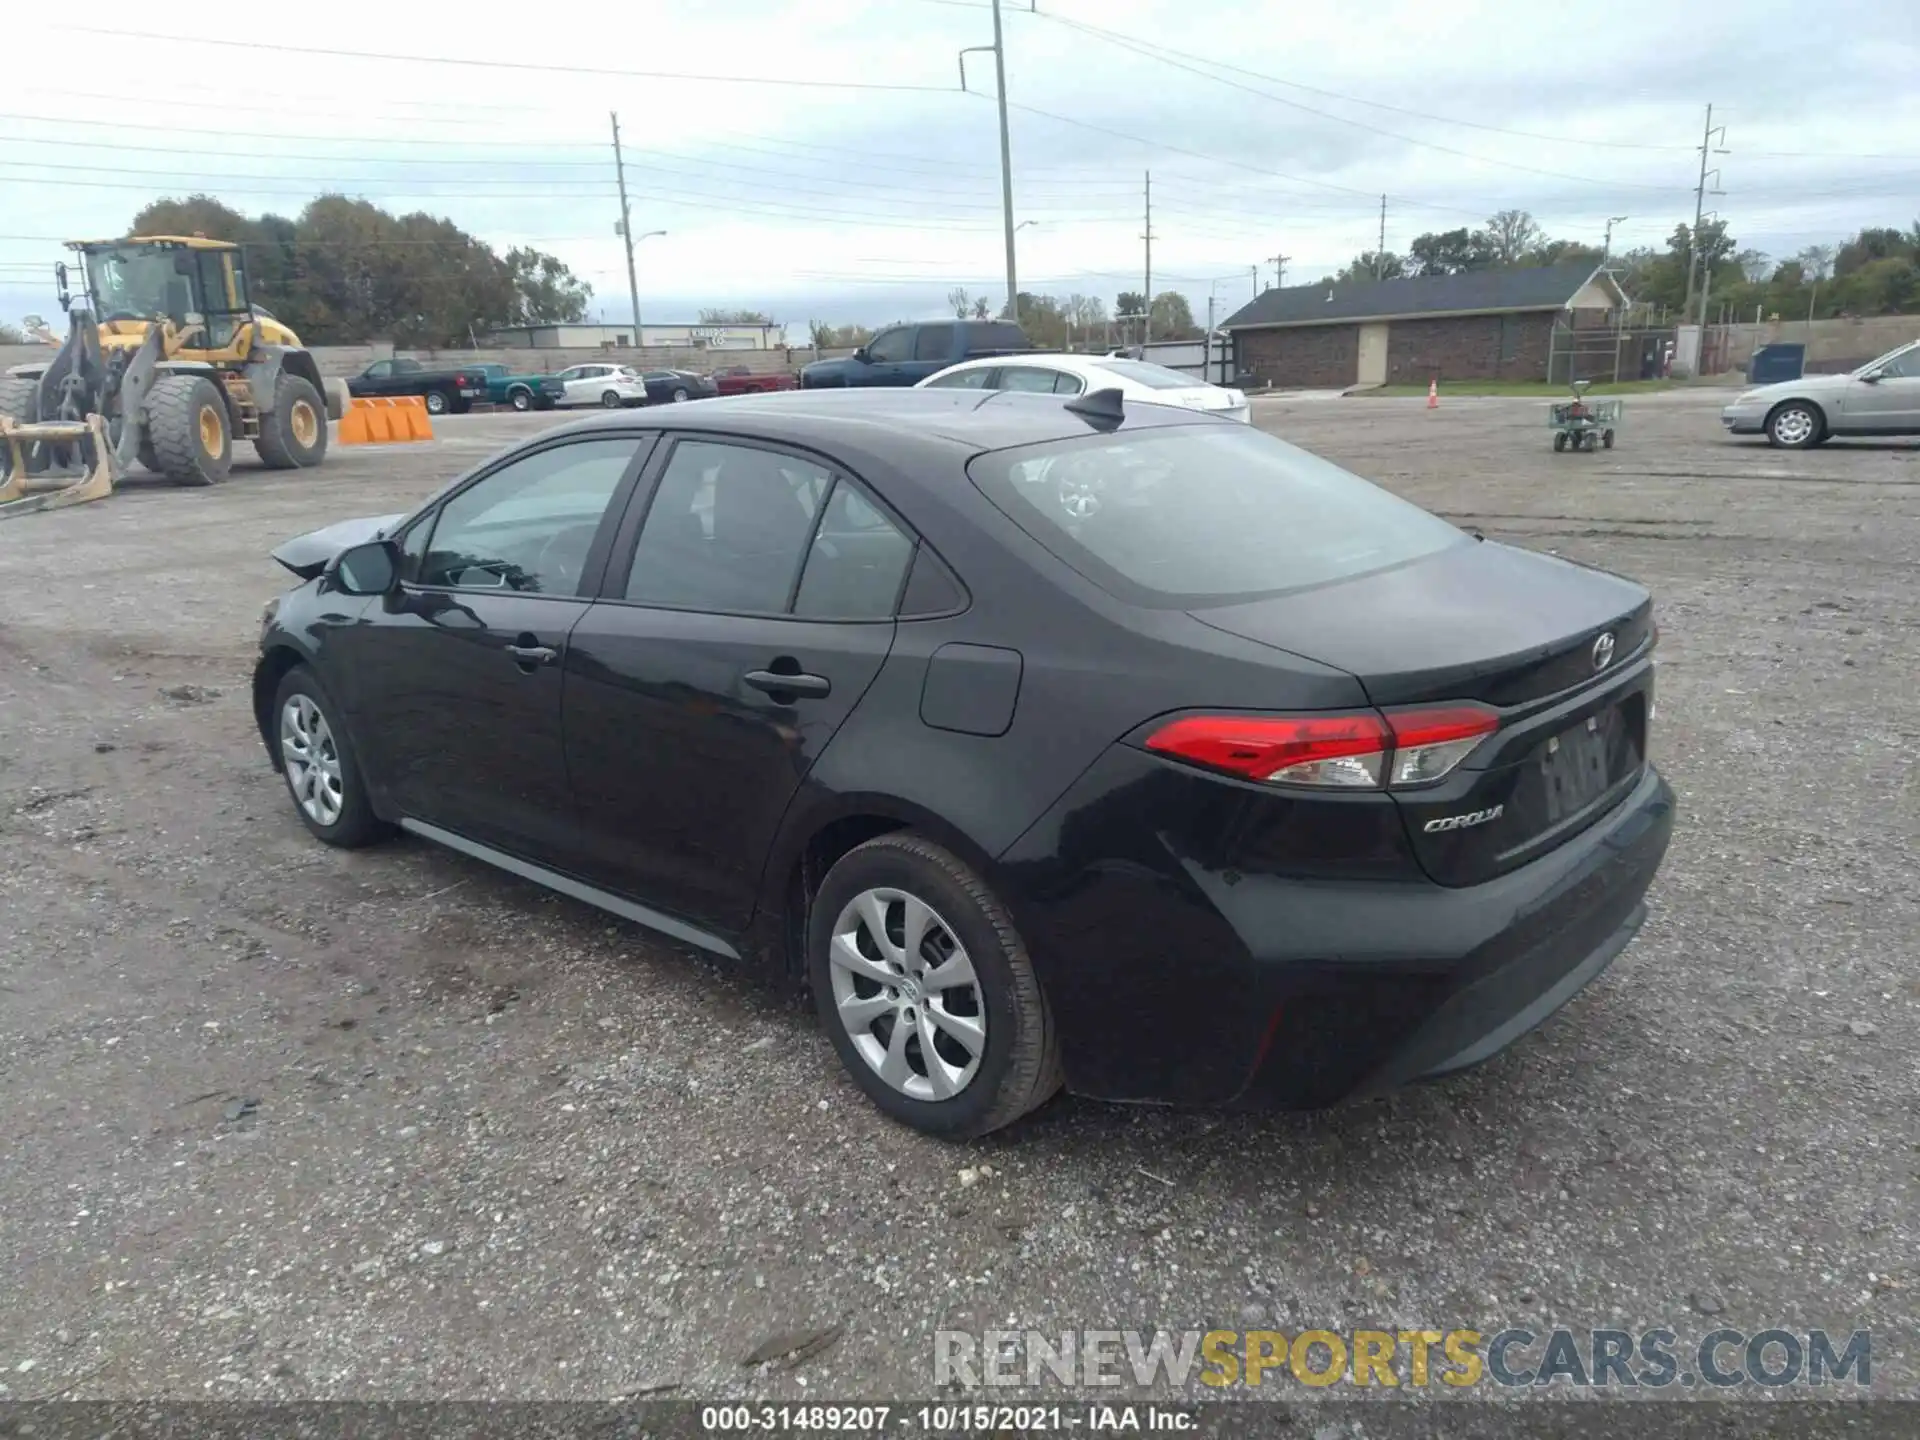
[
  {"left": 331, "top": 539, "right": 401, "bottom": 595},
  {"left": 851, "top": 346, "right": 871, "bottom": 364},
  {"left": 1860, "top": 370, "right": 1882, "bottom": 384}
]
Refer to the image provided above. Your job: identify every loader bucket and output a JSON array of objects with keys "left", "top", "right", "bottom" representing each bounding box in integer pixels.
[{"left": 0, "top": 413, "right": 120, "bottom": 520}]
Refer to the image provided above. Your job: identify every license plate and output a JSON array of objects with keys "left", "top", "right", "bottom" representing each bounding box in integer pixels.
[{"left": 1541, "top": 710, "right": 1616, "bottom": 823}]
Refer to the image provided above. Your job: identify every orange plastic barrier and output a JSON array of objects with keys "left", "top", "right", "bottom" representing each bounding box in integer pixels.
[{"left": 337, "top": 396, "right": 434, "bottom": 445}]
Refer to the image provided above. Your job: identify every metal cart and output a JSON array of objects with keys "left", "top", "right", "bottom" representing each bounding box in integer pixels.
[{"left": 1548, "top": 380, "right": 1621, "bottom": 452}]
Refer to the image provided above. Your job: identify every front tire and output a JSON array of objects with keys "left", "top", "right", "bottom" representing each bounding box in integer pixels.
[
  {"left": 142, "top": 374, "right": 232, "bottom": 486},
  {"left": 1766, "top": 400, "right": 1822, "bottom": 449},
  {"left": 272, "top": 666, "right": 387, "bottom": 849},
  {"left": 809, "top": 833, "right": 1061, "bottom": 1140},
  {"left": 254, "top": 374, "right": 329, "bottom": 470},
  {"left": 0, "top": 376, "right": 43, "bottom": 480}
]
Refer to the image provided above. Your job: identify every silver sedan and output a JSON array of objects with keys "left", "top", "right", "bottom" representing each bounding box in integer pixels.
[{"left": 1721, "top": 338, "right": 1920, "bottom": 448}]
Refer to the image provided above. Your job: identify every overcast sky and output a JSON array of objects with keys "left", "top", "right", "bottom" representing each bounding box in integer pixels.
[{"left": 7, "top": 0, "right": 1920, "bottom": 337}]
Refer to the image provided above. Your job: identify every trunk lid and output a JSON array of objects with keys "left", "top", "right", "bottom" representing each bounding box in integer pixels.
[{"left": 1191, "top": 539, "right": 1655, "bottom": 885}]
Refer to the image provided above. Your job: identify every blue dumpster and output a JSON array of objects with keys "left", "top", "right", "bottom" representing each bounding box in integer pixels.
[{"left": 1748, "top": 343, "right": 1805, "bottom": 384}]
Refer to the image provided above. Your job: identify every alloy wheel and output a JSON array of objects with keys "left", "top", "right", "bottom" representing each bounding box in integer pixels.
[
  {"left": 828, "top": 888, "right": 986, "bottom": 1101},
  {"left": 280, "top": 694, "right": 345, "bottom": 826},
  {"left": 1772, "top": 406, "right": 1815, "bottom": 446}
]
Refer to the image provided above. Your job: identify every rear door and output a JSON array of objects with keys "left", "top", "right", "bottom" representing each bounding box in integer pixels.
[
  {"left": 902, "top": 323, "right": 958, "bottom": 383},
  {"left": 561, "top": 435, "right": 914, "bottom": 934},
  {"left": 341, "top": 433, "right": 653, "bottom": 866}
]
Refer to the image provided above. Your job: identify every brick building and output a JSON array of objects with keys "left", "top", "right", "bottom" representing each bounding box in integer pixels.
[{"left": 1220, "top": 264, "right": 1629, "bottom": 390}]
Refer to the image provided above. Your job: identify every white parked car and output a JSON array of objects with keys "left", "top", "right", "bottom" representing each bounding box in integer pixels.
[
  {"left": 553, "top": 363, "right": 650, "bottom": 409},
  {"left": 915, "top": 352, "right": 1250, "bottom": 422}
]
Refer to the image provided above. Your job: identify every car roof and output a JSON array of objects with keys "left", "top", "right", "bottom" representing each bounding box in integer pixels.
[
  {"left": 538, "top": 385, "right": 1211, "bottom": 456},
  {"left": 927, "top": 351, "right": 1195, "bottom": 382}
]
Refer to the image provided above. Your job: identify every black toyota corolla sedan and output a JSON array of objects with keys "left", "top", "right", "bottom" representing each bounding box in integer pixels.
[{"left": 254, "top": 387, "right": 1674, "bottom": 1139}]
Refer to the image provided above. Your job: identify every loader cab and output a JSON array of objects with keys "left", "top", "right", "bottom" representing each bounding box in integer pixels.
[{"left": 73, "top": 239, "right": 253, "bottom": 355}]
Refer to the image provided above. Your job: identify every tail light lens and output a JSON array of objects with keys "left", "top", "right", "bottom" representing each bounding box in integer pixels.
[{"left": 1145, "top": 704, "right": 1498, "bottom": 791}]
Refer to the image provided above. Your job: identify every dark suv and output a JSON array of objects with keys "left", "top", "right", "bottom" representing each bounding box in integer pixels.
[{"left": 800, "top": 320, "right": 1030, "bottom": 388}]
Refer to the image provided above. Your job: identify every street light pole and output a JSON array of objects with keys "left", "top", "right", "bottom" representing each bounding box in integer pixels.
[{"left": 961, "top": 0, "right": 1021, "bottom": 321}]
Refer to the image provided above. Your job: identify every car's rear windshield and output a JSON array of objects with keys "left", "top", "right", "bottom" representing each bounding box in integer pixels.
[
  {"left": 967, "top": 423, "right": 1466, "bottom": 607},
  {"left": 1087, "top": 358, "right": 1198, "bottom": 390}
]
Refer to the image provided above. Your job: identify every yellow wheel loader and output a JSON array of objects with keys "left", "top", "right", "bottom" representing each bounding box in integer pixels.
[{"left": 0, "top": 236, "right": 348, "bottom": 515}]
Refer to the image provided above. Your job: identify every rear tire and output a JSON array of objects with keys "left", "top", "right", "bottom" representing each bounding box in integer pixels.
[
  {"left": 1602, "top": 428, "right": 1615, "bottom": 450},
  {"left": 142, "top": 374, "right": 232, "bottom": 486},
  {"left": 424, "top": 390, "right": 450, "bottom": 416},
  {"left": 671, "top": 387, "right": 690, "bottom": 403},
  {"left": 601, "top": 390, "right": 623, "bottom": 409},
  {"left": 808, "top": 833, "right": 1062, "bottom": 1140},
  {"left": 1552, "top": 431, "right": 1567, "bottom": 452},
  {"left": 508, "top": 386, "right": 533, "bottom": 412},
  {"left": 272, "top": 666, "right": 388, "bottom": 849},
  {"left": 253, "top": 374, "right": 329, "bottom": 470}
]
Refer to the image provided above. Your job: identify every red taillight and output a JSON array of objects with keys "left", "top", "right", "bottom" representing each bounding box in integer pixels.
[{"left": 1145, "top": 704, "right": 1498, "bottom": 791}]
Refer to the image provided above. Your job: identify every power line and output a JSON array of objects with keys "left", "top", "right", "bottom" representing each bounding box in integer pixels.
[{"left": 66, "top": 27, "right": 965, "bottom": 92}]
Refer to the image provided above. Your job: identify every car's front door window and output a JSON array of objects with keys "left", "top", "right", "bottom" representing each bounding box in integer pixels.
[
  {"left": 624, "top": 440, "right": 830, "bottom": 614},
  {"left": 364, "top": 361, "right": 392, "bottom": 379},
  {"left": 416, "top": 438, "right": 643, "bottom": 596},
  {"left": 1874, "top": 347, "right": 1920, "bottom": 379},
  {"left": 866, "top": 327, "right": 913, "bottom": 364}
]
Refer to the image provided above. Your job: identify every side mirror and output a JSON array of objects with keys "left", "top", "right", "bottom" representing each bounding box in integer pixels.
[
  {"left": 852, "top": 346, "right": 872, "bottom": 364},
  {"left": 331, "top": 539, "right": 400, "bottom": 596},
  {"left": 1860, "top": 371, "right": 1882, "bottom": 384},
  {"left": 54, "top": 262, "right": 70, "bottom": 312}
]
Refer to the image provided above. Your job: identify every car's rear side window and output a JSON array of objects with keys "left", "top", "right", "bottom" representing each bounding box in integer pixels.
[
  {"left": 964, "top": 323, "right": 1027, "bottom": 355},
  {"left": 967, "top": 424, "right": 1465, "bottom": 607}
]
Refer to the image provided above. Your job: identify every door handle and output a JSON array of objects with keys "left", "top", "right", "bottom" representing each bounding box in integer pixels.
[
  {"left": 744, "top": 668, "right": 830, "bottom": 699},
  {"left": 506, "top": 641, "right": 558, "bottom": 665}
]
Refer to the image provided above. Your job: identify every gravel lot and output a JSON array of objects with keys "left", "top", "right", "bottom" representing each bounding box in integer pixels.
[{"left": 1, "top": 390, "right": 1915, "bottom": 1412}]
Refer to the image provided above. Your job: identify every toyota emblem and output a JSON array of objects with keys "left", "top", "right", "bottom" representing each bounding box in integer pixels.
[{"left": 1592, "top": 632, "right": 1616, "bottom": 670}]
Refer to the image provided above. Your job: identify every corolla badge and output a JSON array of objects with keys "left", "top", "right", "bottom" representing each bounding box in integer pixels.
[
  {"left": 1592, "top": 632, "right": 1616, "bottom": 670},
  {"left": 1424, "top": 805, "right": 1504, "bottom": 833}
]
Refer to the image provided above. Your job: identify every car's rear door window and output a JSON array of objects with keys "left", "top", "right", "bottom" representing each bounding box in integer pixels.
[
  {"left": 913, "top": 324, "right": 957, "bottom": 362},
  {"left": 923, "top": 368, "right": 993, "bottom": 390},
  {"left": 416, "top": 437, "right": 644, "bottom": 596},
  {"left": 998, "top": 367, "right": 1063, "bottom": 393},
  {"left": 624, "top": 440, "right": 830, "bottom": 614},
  {"left": 793, "top": 480, "right": 916, "bottom": 620},
  {"left": 968, "top": 424, "right": 1465, "bottom": 607}
]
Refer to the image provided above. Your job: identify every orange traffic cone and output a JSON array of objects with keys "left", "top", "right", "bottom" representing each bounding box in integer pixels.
[{"left": 1427, "top": 377, "right": 1439, "bottom": 410}]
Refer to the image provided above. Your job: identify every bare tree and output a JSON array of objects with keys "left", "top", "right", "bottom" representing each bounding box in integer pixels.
[
  {"left": 971, "top": 295, "right": 992, "bottom": 320},
  {"left": 1794, "top": 245, "right": 1837, "bottom": 282},
  {"left": 1484, "top": 210, "right": 1544, "bottom": 267},
  {"left": 1736, "top": 249, "right": 1773, "bottom": 283},
  {"left": 947, "top": 286, "right": 972, "bottom": 320}
]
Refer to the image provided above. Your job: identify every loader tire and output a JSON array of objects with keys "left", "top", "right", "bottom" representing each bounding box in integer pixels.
[
  {"left": 143, "top": 375, "right": 232, "bottom": 486},
  {"left": 0, "top": 376, "right": 45, "bottom": 481},
  {"left": 254, "top": 374, "right": 329, "bottom": 470}
]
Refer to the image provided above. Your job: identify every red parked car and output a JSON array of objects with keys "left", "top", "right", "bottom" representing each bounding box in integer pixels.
[{"left": 710, "top": 364, "right": 798, "bottom": 396}]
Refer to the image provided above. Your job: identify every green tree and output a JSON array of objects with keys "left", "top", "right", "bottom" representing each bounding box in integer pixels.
[
  {"left": 1527, "top": 238, "right": 1604, "bottom": 269},
  {"left": 0, "top": 321, "right": 24, "bottom": 345},
  {"left": 698, "top": 307, "right": 772, "bottom": 325},
  {"left": 1148, "top": 290, "right": 1198, "bottom": 338},
  {"left": 509, "top": 249, "right": 591, "bottom": 325},
  {"left": 1406, "top": 228, "right": 1493, "bottom": 276},
  {"left": 1114, "top": 290, "right": 1147, "bottom": 318},
  {"left": 1331, "top": 251, "right": 1405, "bottom": 286}
]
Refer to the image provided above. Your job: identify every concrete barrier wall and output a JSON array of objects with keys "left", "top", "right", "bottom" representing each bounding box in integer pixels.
[
  {"left": 1, "top": 341, "right": 844, "bottom": 380},
  {"left": 1714, "top": 315, "right": 1920, "bottom": 373}
]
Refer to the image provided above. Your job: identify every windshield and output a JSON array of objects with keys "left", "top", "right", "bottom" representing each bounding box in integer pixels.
[
  {"left": 1855, "top": 340, "right": 1920, "bottom": 377},
  {"left": 968, "top": 423, "right": 1466, "bottom": 607},
  {"left": 84, "top": 246, "right": 192, "bottom": 320},
  {"left": 1088, "top": 358, "right": 1201, "bottom": 390}
]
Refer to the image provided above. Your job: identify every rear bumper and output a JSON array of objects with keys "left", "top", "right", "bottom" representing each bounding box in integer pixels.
[{"left": 999, "top": 751, "right": 1675, "bottom": 1108}]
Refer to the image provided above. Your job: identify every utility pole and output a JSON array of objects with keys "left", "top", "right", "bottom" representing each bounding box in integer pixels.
[
  {"left": 1142, "top": 170, "right": 1153, "bottom": 343},
  {"left": 610, "top": 112, "right": 643, "bottom": 348},
  {"left": 1268, "top": 253, "right": 1290, "bottom": 290},
  {"left": 1251, "top": 264, "right": 1259, "bottom": 296},
  {"left": 1683, "top": 104, "right": 1727, "bottom": 323},
  {"left": 961, "top": 4, "right": 1019, "bottom": 322},
  {"left": 1376, "top": 195, "right": 1387, "bottom": 278},
  {"left": 1604, "top": 215, "right": 1628, "bottom": 262}
]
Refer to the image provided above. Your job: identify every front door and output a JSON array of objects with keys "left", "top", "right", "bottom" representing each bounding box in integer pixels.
[
  {"left": 851, "top": 326, "right": 916, "bottom": 386},
  {"left": 562, "top": 435, "right": 914, "bottom": 934},
  {"left": 1357, "top": 322, "right": 1389, "bottom": 387},
  {"left": 1836, "top": 346, "right": 1920, "bottom": 431},
  {"left": 342, "top": 434, "right": 651, "bottom": 866}
]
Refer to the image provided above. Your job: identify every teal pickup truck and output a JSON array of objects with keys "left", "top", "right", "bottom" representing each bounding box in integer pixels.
[{"left": 470, "top": 363, "right": 566, "bottom": 411}]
